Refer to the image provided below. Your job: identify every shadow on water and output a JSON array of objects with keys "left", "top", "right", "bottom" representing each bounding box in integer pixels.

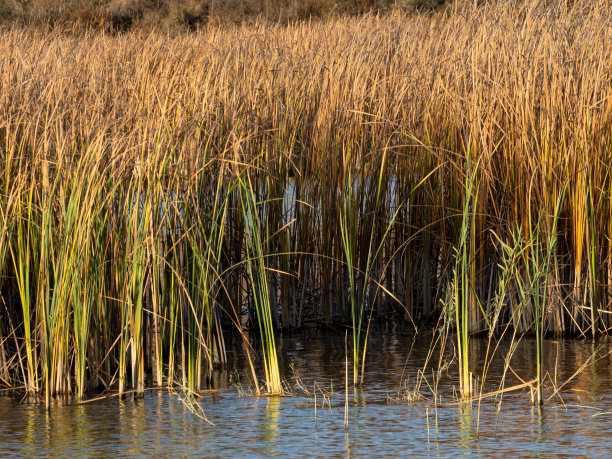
[{"left": 2, "top": 333, "right": 612, "bottom": 456}]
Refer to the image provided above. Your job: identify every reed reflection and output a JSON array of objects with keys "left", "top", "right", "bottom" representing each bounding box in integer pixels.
[
  {"left": 262, "top": 396, "right": 281, "bottom": 455},
  {"left": 0, "top": 337, "right": 612, "bottom": 456}
]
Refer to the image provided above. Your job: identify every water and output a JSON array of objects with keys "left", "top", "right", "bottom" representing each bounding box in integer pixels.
[{"left": 2, "top": 332, "right": 612, "bottom": 457}]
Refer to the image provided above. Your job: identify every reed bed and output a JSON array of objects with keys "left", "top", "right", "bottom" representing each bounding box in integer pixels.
[{"left": 1, "top": 0, "right": 612, "bottom": 402}]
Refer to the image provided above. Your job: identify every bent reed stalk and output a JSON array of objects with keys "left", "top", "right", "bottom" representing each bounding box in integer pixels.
[{"left": 1, "top": 0, "right": 612, "bottom": 403}]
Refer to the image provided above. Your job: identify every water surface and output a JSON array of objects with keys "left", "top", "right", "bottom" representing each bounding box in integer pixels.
[{"left": 2, "top": 333, "right": 612, "bottom": 457}]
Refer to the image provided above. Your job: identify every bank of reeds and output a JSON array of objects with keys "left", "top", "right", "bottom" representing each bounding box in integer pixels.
[{"left": 1, "top": 0, "right": 612, "bottom": 401}]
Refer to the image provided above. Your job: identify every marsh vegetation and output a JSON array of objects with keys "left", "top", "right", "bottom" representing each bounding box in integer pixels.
[{"left": 1, "top": 0, "right": 612, "bottom": 407}]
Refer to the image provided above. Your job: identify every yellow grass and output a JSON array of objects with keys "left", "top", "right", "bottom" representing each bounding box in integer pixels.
[{"left": 1, "top": 0, "right": 612, "bottom": 398}]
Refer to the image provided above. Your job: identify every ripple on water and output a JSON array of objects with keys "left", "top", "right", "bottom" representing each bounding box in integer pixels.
[{"left": 1, "top": 335, "right": 612, "bottom": 456}]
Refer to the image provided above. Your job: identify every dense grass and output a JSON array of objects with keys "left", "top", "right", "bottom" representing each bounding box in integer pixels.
[
  {"left": 1, "top": 0, "right": 612, "bottom": 402},
  {"left": 0, "top": 0, "right": 418, "bottom": 31}
]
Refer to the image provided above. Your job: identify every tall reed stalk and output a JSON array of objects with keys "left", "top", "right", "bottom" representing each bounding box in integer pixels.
[
  {"left": 239, "top": 171, "right": 282, "bottom": 395},
  {"left": 453, "top": 158, "right": 479, "bottom": 399}
]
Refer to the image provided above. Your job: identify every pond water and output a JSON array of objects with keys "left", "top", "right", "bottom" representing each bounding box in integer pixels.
[{"left": 1, "top": 331, "right": 612, "bottom": 457}]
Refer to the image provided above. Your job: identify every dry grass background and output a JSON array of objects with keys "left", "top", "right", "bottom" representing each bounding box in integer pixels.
[
  {"left": 1, "top": 0, "right": 612, "bottom": 398},
  {"left": 0, "top": 0, "right": 419, "bottom": 31}
]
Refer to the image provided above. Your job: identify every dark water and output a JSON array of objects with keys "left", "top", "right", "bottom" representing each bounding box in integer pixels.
[{"left": 2, "top": 332, "right": 612, "bottom": 457}]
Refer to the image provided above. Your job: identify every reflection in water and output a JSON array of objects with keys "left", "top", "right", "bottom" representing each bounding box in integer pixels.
[
  {"left": 262, "top": 396, "right": 280, "bottom": 455},
  {"left": 536, "top": 405, "right": 545, "bottom": 446},
  {"left": 1, "top": 335, "right": 612, "bottom": 456},
  {"left": 118, "top": 397, "right": 148, "bottom": 455},
  {"left": 457, "top": 404, "right": 474, "bottom": 451},
  {"left": 344, "top": 430, "right": 351, "bottom": 458}
]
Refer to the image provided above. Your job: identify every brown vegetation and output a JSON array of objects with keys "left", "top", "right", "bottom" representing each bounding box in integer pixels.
[
  {"left": 0, "top": 0, "right": 611, "bottom": 401},
  {"left": 0, "top": 0, "right": 414, "bottom": 31}
]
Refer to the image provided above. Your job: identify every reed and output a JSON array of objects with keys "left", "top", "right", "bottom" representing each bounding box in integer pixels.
[
  {"left": 0, "top": 0, "right": 611, "bottom": 400},
  {"left": 452, "top": 157, "right": 479, "bottom": 398},
  {"left": 339, "top": 150, "right": 399, "bottom": 385},
  {"left": 239, "top": 170, "right": 283, "bottom": 394}
]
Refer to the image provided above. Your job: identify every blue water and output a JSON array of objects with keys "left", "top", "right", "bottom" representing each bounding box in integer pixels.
[{"left": 1, "top": 334, "right": 611, "bottom": 456}]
